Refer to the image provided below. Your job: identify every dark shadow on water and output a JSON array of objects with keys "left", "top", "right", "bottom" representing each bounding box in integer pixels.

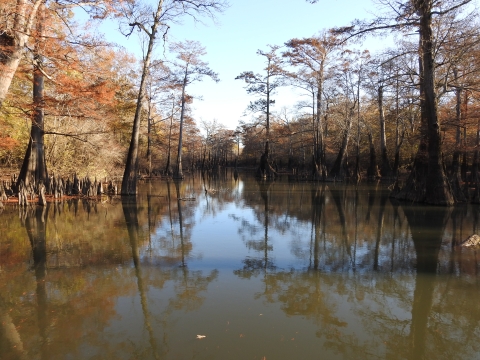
[
  {"left": 402, "top": 204, "right": 450, "bottom": 360},
  {"left": 122, "top": 196, "right": 161, "bottom": 360},
  {"left": 25, "top": 205, "right": 48, "bottom": 360}
]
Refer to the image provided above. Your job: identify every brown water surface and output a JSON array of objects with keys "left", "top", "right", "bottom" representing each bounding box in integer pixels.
[{"left": 1, "top": 172, "right": 479, "bottom": 359}]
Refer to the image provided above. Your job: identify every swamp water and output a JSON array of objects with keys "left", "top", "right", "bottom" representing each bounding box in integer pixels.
[{"left": 1, "top": 171, "right": 480, "bottom": 360}]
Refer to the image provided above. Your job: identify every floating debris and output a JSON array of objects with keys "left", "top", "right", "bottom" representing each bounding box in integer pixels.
[{"left": 460, "top": 234, "right": 480, "bottom": 247}]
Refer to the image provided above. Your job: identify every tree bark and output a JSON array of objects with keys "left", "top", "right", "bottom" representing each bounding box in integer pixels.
[
  {"left": 165, "top": 98, "right": 175, "bottom": 175},
  {"left": 395, "top": 2, "right": 454, "bottom": 205},
  {"left": 17, "top": 3, "right": 47, "bottom": 189},
  {"left": 0, "top": 51, "right": 22, "bottom": 109},
  {"left": 0, "top": 0, "right": 43, "bottom": 108},
  {"left": 419, "top": 1, "right": 453, "bottom": 205},
  {"left": 174, "top": 72, "right": 187, "bottom": 179},
  {"left": 378, "top": 86, "right": 392, "bottom": 177},
  {"left": 146, "top": 102, "right": 153, "bottom": 176},
  {"left": 449, "top": 69, "right": 467, "bottom": 202},
  {"left": 329, "top": 115, "right": 352, "bottom": 180},
  {"left": 315, "top": 65, "right": 326, "bottom": 179},
  {"left": 393, "top": 74, "right": 402, "bottom": 178},
  {"left": 122, "top": 0, "right": 165, "bottom": 195},
  {"left": 366, "top": 130, "right": 379, "bottom": 180}
]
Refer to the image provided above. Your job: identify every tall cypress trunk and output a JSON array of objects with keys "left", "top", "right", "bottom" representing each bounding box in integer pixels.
[
  {"left": 122, "top": 0, "right": 165, "bottom": 195},
  {"left": 257, "top": 56, "right": 276, "bottom": 179},
  {"left": 395, "top": 1, "right": 454, "bottom": 205},
  {"left": 420, "top": 1, "right": 453, "bottom": 205},
  {"left": 18, "top": 3, "right": 47, "bottom": 189}
]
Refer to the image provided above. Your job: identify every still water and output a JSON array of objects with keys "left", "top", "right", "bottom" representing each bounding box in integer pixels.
[{"left": 1, "top": 171, "right": 480, "bottom": 360}]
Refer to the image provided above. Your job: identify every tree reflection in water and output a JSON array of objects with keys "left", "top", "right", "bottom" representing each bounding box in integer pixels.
[
  {"left": 122, "top": 196, "right": 161, "bottom": 359},
  {"left": 235, "top": 179, "right": 277, "bottom": 302},
  {"left": 232, "top": 181, "right": 480, "bottom": 359},
  {"left": 0, "top": 177, "right": 480, "bottom": 359},
  {"left": 25, "top": 205, "right": 48, "bottom": 360}
]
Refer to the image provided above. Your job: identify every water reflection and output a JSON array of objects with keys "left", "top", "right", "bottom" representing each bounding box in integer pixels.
[
  {"left": 0, "top": 175, "right": 480, "bottom": 359},
  {"left": 25, "top": 206, "right": 48, "bottom": 360}
]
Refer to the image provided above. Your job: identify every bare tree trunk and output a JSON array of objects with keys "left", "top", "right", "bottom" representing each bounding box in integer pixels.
[
  {"left": 256, "top": 55, "right": 277, "bottom": 179},
  {"left": 0, "top": 0, "right": 43, "bottom": 108},
  {"left": 393, "top": 43, "right": 429, "bottom": 202},
  {"left": 378, "top": 86, "right": 392, "bottom": 177},
  {"left": 146, "top": 103, "right": 153, "bottom": 176},
  {"left": 395, "top": 3, "right": 454, "bottom": 205},
  {"left": 330, "top": 116, "right": 352, "bottom": 180},
  {"left": 354, "top": 86, "right": 361, "bottom": 182},
  {"left": 174, "top": 73, "right": 187, "bottom": 179},
  {"left": 0, "top": 51, "right": 22, "bottom": 109},
  {"left": 17, "top": 3, "right": 47, "bottom": 189},
  {"left": 122, "top": 0, "right": 165, "bottom": 195},
  {"left": 366, "top": 130, "right": 379, "bottom": 180},
  {"left": 392, "top": 78, "right": 405, "bottom": 178},
  {"left": 420, "top": 2, "right": 453, "bottom": 205},
  {"left": 449, "top": 69, "right": 467, "bottom": 202},
  {"left": 165, "top": 99, "right": 175, "bottom": 175},
  {"left": 316, "top": 66, "right": 326, "bottom": 179}
]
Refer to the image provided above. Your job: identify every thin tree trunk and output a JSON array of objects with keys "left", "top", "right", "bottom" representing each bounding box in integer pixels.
[
  {"left": 174, "top": 72, "right": 187, "bottom": 179},
  {"left": 366, "top": 130, "right": 379, "bottom": 180},
  {"left": 316, "top": 65, "right": 326, "bottom": 179},
  {"left": 122, "top": 0, "right": 165, "bottom": 195},
  {"left": 330, "top": 115, "right": 352, "bottom": 180},
  {"left": 354, "top": 84, "right": 361, "bottom": 182},
  {"left": 393, "top": 77, "right": 404, "bottom": 178},
  {"left": 257, "top": 57, "right": 276, "bottom": 179},
  {"left": 147, "top": 103, "right": 153, "bottom": 176},
  {"left": 449, "top": 68, "right": 466, "bottom": 202},
  {"left": 165, "top": 115, "right": 173, "bottom": 175},
  {"left": 393, "top": 37, "right": 429, "bottom": 202},
  {"left": 379, "top": 86, "right": 392, "bottom": 177}
]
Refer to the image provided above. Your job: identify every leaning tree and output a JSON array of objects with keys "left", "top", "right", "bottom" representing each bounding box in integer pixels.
[{"left": 120, "top": 0, "right": 226, "bottom": 194}]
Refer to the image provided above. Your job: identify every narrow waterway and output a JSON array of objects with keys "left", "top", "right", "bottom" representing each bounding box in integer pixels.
[{"left": 1, "top": 171, "right": 479, "bottom": 359}]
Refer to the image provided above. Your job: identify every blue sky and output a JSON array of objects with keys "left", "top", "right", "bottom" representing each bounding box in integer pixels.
[{"left": 99, "top": 0, "right": 387, "bottom": 130}]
